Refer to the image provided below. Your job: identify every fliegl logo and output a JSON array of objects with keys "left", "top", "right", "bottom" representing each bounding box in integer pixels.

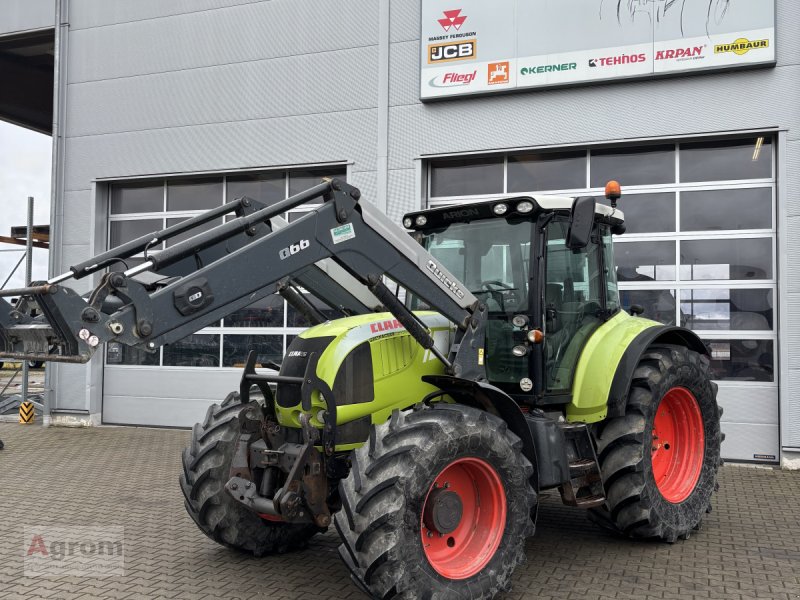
[
  {"left": 430, "top": 70, "right": 478, "bottom": 88},
  {"left": 427, "top": 260, "right": 466, "bottom": 299},
  {"left": 714, "top": 38, "right": 769, "bottom": 55}
]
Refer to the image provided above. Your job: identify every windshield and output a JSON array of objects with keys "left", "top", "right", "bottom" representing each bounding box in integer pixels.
[{"left": 414, "top": 219, "right": 532, "bottom": 314}]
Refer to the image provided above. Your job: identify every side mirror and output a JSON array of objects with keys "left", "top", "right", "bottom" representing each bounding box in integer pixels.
[{"left": 566, "top": 196, "right": 595, "bottom": 250}]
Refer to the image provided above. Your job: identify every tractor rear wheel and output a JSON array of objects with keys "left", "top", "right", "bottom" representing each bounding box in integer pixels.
[
  {"left": 590, "top": 344, "right": 722, "bottom": 541},
  {"left": 180, "top": 392, "right": 321, "bottom": 555},
  {"left": 336, "top": 403, "right": 536, "bottom": 599}
]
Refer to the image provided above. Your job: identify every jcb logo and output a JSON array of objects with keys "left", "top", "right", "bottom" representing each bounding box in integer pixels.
[
  {"left": 279, "top": 239, "right": 310, "bottom": 260},
  {"left": 428, "top": 40, "right": 476, "bottom": 64}
]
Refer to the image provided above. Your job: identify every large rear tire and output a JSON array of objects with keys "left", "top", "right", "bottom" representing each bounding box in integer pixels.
[
  {"left": 336, "top": 403, "right": 536, "bottom": 599},
  {"left": 590, "top": 344, "right": 722, "bottom": 541},
  {"left": 179, "top": 392, "right": 321, "bottom": 555}
]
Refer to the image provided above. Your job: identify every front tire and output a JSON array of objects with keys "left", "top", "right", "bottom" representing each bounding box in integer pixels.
[
  {"left": 179, "top": 392, "right": 321, "bottom": 555},
  {"left": 336, "top": 403, "right": 536, "bottom": 599},
  {"left": 590, "top": 344, "right": 722, "bottom": 541}
]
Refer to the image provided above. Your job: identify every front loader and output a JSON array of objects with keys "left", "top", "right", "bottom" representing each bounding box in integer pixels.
[{"left": 0, "top": 179, "right": 722, "bottom": 599}]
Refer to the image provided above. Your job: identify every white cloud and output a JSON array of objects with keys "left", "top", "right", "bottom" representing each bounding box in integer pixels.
[{"left": 0, "top": 120, "right": 52, "bottom": 288}]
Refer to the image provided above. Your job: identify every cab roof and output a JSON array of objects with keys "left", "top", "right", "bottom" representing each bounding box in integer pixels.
[{"left": 402, "top": 195, "right": 624, "bottom": 231}]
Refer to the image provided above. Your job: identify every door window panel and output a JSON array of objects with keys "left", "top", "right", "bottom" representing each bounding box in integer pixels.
[
  {"left": 680, "top": 289, "right": 773, "bottom": 331},
  {"left": 615, "top": 241, "right": 676, "bottom": 281},
  {"left": 680, "top": 188, "right": 772, "bottom": 232},
  {"left": 679, "top": 238, "right": 772, "bottom": 280},
  {"left": 167, "top": 178, "right": 223, "bottom": 212},
  {"left": 110, "top": 183, "right": 162, "bottom": 214},
  {"left": 703, "top": 339, "right": 774, "bottom": 382},
  {"left": 227, "top": 173, "right": 285, "bottom": 206},
  {"left": 289, "top": 168, "right": 347, "bottom": 198},
  {"left": 590, "top": 145, "right": 675, "bottom": 187},
  {"left": 222, "top": 335, "right": 283, "bottom": 368},
  {"left": 598, "top": 192, "right": 675, "bottom": 234},
  {"left": 430, "top": 157, "right": 504, "bottom": 197},
  {"left": 165, "top": 217, "right": 222, "bottom": 247},
  {"left": 110, "top": 219, "right": 162, "bottom": 247},
  {"left": 507, "top": 151, "right": 586, "bottom": 192},
  {"left": 620, "top": 289, "right": 676, "bottom": 325},
  {"left": 224, "top": 294, "right": 285, "bottom": 328},
  {"left": 680, "top": 137, "right": 772, "bottom": 182},
  {"left": 163, "top": 334, "right": 221, "bottom": 367}
]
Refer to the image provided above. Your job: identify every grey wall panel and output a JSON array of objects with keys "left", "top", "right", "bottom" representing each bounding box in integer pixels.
[
  {"left": 386, "top": 168, "right": 417, "bottom": 223},
  {"left": 104, "top": 367, "right": 240, "bottom": 399},
  {"left": 61, "top": 190, "right": 92, "bottom": 246},
  {"left": 787, "top": 294, "right": 800, "bottom": 370},
  {"left": 787, "top": 140, "right": 800, "bottom": 217},
  {"left": 65, "top": 46, "right": 379, "bottom": 137},
  {"left": 390, "top": 0, "right": 420, "bottom": 43},
  {"left": 389, "top": 40, "right": 419, "bottom": 108},
  {"left": 716, "top": 385, "right": 778, "bottom": 426},
  {"left": 63, "top": 109, "right": 377, "bottom": 192},
  {"left": 787, "top": 216, "right": 800, "bottom": 293},
  {"left": 785, "top": 371, "right": 800, "bottom": 447},
  {"left": 349, "top": 170, "right": 378, "bottom": 208},
  {"left": 720, "top": 423, "right": 779, "bottom": 462},
  {"left": 0, "top": 0, "right": 53, "bottom": 35},
  {"left": 67, "top": 0, "right": 378, "bottom": 83},
  {"left": 388, "top": 66, "right": 800, "bottom": 168},
  {"left": 68, "top": 0, "right": 264, "bottom": 30},
  {"left": 50, "top": 363, "right": 90, "bottom": 411},
  {"left": 777, "top": 0, "right": 800, "bottom": 66}
]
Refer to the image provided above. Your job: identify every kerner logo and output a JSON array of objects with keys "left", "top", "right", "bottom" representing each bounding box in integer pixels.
[
  {"left": 520, "top": 62, "right": 576, "bottom": 75},
  {"left": 714, "top": 38, "right": 769, "bottom": 55},
  {"left": 656, "top": 46, "right": 703, "bottom": 60},
  {"left": 426, "top": 260, "right": 466, "bottom": 299},
  {"left": 589, "top": 53, "right": 646, "bottom": 67},
  {"left": 431, "top": 70, "right": 477, "bottom": 87},
  {"left": 279, "top": 239, "right": 309, "bottom": 260}
]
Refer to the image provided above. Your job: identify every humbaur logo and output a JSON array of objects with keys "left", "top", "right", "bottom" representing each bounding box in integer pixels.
[
  {"left": 431, "top": 70, "right": 477, "bottom": 87},
  {"left": 279, "top": 239, "right": 309, "bottom": 260},
  {"left": 426, "top": 260, "right": 465, "bottom": 299},
  {"left": 714, "top": 38, "right": 769, "bottom": 55},
  {"left": 520, "top": 62, "right": 576, "bottom": 75}
]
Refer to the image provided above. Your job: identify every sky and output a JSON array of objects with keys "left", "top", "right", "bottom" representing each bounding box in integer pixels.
[{"left": 0, "top": 120, "right": 51, "bottom": 288}]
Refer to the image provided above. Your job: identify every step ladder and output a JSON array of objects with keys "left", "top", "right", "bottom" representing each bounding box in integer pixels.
[{"left": 558, "top": 422, "right": 606, "bottom": 509}]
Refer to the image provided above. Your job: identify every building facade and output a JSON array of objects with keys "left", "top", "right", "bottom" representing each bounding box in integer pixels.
[{"left": 1, "top": 0, "right": 798, "bottom": 467}]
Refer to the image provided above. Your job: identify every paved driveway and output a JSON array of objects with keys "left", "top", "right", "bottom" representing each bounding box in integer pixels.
[{"left": 0, "top": 422, "right": 798, "bottom": 600}]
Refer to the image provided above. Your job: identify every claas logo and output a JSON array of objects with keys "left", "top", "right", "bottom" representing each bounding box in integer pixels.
[{"left": 428, "top": 40, "right": 476, "bottom": 64}]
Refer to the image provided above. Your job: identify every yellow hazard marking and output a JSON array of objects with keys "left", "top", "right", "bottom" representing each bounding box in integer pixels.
[
  {"left": 19, "top": 401, "right": 35, "bottom": 424},
  {"left": 478, "top": 348, "right": 485, "bottom": 366}
]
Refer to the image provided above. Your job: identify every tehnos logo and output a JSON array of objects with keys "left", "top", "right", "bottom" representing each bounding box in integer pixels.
[
  {"left": 438, "top": 9, "right": 467, "bottom": 32},
  {"left": 589, "top": 53, "right": 646, "bottom": 67}
]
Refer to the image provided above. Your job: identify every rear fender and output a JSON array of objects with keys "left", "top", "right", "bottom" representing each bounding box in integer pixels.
[
  {"left": 422, "top": 375, "right": 539, "bottom": 491},
  {"left": 606, "top": 326, "right": 709, "bottom": 419}
]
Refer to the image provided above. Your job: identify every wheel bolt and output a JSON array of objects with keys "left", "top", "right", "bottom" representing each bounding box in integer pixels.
[
  {"left": 443, "top": 482, "right": 450, "bottom": 489},
  {"left": 427, "top": 531, "right": 433, "bottom": 538}
]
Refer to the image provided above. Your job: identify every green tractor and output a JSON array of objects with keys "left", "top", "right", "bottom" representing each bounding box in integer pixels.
[
  {"left": 178, "top": 182, "right": 722, "bottom": 598},
  {"left": 0, "top": 177, "right": 721, "bottom": 599}
]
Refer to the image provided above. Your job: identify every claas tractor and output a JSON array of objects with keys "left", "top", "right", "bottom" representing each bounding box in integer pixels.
[{"left": 0, "top": 179, "right": 721, "bottom": 599}]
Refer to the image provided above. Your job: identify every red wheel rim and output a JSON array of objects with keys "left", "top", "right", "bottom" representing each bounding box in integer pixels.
[
  {"left": 420, "top": 457, "right": 506, "bottom": 580},
  {"left": 651, "top": 387, "right": 705, "bottom": 503}
]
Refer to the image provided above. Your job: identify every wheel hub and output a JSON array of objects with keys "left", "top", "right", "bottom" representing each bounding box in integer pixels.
[{"left": 423, "top": 487, "right": 463, "bottom": 534}]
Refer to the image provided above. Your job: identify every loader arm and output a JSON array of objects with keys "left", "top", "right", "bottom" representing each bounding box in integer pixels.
[{"left": 0, "top": 180, "right": 486, "bottom": 378}]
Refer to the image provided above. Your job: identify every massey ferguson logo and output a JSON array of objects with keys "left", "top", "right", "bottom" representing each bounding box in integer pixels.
[
  {"left": 428, "top": 40, "right": 476, "bottom": 63},
  {"left": 427, "top": 260, "right": 466, "bottom": 299},
  {"left": 589, "top": 53, "right": 646, "bottom": 67},
  {"left": 279, "top": 239, "right": 309, "bottom": 260},
  {"left": 438, "top": 9, "right": 467, "bottom": 32},
  {"left": 656, "top": 46, "right": 704, "bottom": 60},
  {"left": 370, "top": 319, "right": 403, "bottom": 334}
]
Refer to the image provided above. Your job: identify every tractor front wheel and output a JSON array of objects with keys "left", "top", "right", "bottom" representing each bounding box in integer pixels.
[
  {"left": 336, "top": 403, "right": 536, "bottom": 599},
  {"left": 180, "top": 392, "right": 322, "bottom": 555},
  {"left": 590, "top": 344, "right": 722, "bottom": 541}
]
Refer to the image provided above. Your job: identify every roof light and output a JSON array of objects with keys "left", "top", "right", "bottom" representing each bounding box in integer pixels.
[
  {"left": 512, "top": 345, "right": 528, "bottom": 357},
  {"left": 605, "top": 180, "right": 622, "bottom": 208},
  {"left": 517, "top": 200, "right": 534, "bottom": 213},
  {"left": 403, "top": 217, "right": 413, "bottom": 228},
  {"left": 512, "top": 314, "right": 529, "bottom": 328},
  {"left": 415, "top": 215, "right": 428, "bottom": 226},
  {"left": 493, "top": 203, "right": 508, "bottom": 215}
]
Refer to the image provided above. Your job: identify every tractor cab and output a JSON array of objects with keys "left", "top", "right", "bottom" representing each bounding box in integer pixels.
[{"left": 403, "top": 188, "right": 625, "bottom": 402}]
